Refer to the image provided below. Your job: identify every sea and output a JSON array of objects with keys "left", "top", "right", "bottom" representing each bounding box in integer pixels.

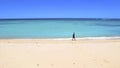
[{"left": 0, "top": 18, "right": 120, "bottom": 40}]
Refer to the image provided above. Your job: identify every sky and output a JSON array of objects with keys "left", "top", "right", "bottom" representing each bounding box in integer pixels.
[{"left": 0, "top": 0, "right": 120, "bottom": 18}]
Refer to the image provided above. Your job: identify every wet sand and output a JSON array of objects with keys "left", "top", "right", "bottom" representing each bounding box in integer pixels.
[{"left": 0, "top": 39, "right": 120, "bottom": 68}]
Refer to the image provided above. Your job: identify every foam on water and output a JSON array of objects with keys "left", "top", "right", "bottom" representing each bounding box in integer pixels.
[{"left": 42, "top": 36, "right": 120, "bottom": 40}]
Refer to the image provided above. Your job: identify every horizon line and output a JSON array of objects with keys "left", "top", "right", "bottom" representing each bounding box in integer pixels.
[{"left": 0, "top": 18, "right": 120, "bottom": 20}]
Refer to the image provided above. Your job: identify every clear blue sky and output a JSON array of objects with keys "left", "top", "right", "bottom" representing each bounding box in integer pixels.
[{"left": 0, "top": 0, "right": 120, "bottom": 18}]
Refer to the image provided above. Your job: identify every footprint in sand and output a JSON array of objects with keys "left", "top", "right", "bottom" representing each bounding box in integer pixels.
[
  {"left": 100, "top": 64, "right": 103, "bottom": 67},
  {"left": 73, "top": 62, "right": 76, "bottom": 64},
  {"left": 51, "top": 64, "right": 54, "bottom": 66},
  {"left": 37, "top": 64, "right": 39, "bottom": 66},
  {"left": 93, "top": 59, "right": 96, "bottom": 61},
  {"left": 104, "top": 59, "right": 110, "bottom": 63}
]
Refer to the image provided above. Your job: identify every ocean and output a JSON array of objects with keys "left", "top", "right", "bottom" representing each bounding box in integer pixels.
[{"left": 0, "top": 19, "right": 120, "bottom": 39}]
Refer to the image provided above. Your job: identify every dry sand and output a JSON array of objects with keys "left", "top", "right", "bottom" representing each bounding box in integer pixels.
[{"left": 0, "top": 39, "right": 120, "bottom": 68}]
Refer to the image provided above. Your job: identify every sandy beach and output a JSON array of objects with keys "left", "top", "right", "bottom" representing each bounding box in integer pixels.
[{"left": 0, "top": 39, "right": 120, "bottom": 68}]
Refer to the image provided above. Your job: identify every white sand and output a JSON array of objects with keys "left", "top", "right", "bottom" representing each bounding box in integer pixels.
[{"left": 0, "top": 39, "right": 120, "bottom": 68}]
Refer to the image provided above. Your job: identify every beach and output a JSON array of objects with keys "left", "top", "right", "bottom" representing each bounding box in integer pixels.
[{"left": 0, "top": 39, "right": 120, "bottom": 68}]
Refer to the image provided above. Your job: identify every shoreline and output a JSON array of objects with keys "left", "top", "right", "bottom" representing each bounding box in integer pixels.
[
  {"left": 0, "top": 36, "right": 120, "bottom": 40},
  {"left": 0, "top": 38, "right": 120, "bottom": 45}
]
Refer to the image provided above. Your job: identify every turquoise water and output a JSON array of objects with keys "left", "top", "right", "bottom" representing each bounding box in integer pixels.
[{"left": 0, "top": 19, "right": 120, "bottom": 39}]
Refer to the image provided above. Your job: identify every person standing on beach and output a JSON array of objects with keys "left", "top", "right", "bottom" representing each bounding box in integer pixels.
[{"left": 72, "top": 32, "right": 76, "bottom": 41}]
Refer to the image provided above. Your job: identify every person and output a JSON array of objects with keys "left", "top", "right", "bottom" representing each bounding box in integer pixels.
[{"left": 72, "top": 32, "right": 76, "bottom": 41}]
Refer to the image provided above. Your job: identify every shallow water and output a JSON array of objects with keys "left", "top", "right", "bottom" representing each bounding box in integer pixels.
[{"left": 0, "top": 19, "right": 120, "bottom": 39}]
